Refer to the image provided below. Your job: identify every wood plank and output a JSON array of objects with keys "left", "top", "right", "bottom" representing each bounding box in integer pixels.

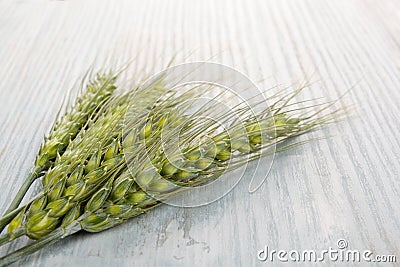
[{"left": 0, "top": 0, "right": 399, "bottom": 266}]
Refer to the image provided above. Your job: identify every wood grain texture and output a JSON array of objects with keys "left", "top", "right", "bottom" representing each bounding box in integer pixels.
[{"left": 0, "top": 0, "right": 399, "bottom": 266}]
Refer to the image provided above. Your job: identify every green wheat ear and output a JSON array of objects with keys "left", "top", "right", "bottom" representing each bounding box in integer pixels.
[
  {"left": 1, "top": 71, "right": 118, "bottom": 226},
  {"left": 0, "top": 73, "right": 347, "bottom": 266},
  {"left": 80, "top": 85, "right": 346, "bottom": 233}
]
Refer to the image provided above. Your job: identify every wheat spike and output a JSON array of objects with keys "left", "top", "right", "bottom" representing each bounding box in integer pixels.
[{"left": 2, "top": 73, "right": 118, "bottom": 223}]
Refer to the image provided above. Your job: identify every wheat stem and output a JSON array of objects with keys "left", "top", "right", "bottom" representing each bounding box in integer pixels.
[
  {"left": 0, "top": 228, "right": 63, "bottom": 266},
  {"left": 2, "top": 167, "right": 42, "bottom": 219},
  {"left": 0, "top": 205, "right": 27, "bottom": 234},
  {"left": 0, "top": 221, "right": 82, "bottom": 266},
  {"left": 0, "top": 227, "right": 25, "bottom": 247}
]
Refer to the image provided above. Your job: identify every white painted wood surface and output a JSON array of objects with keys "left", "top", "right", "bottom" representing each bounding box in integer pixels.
[{"left": 0, "top": 0, "right": 399, "bottom": 266}]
